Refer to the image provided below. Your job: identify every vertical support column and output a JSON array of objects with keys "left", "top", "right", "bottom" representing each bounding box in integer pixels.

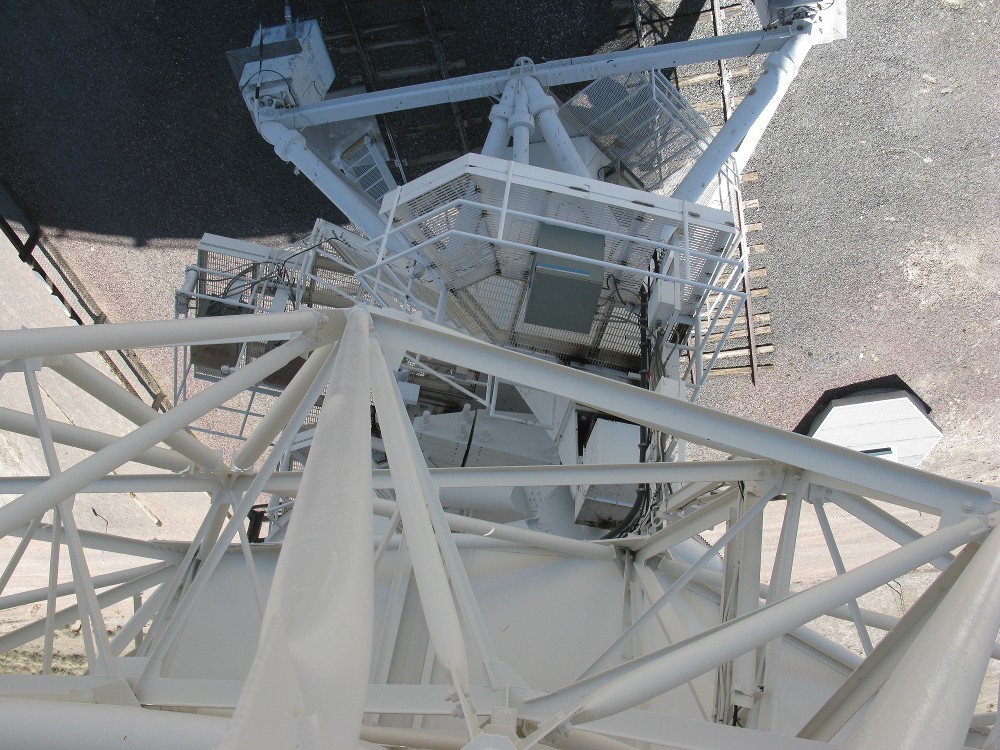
[
  {"left": 509, "top": 81, "right": 534, "bottom": 164},
  {"left": 727, "top": 484, "right": 765, "bottom": 713},
  {"left": 481, "top": 79, "right": 518, "bottom": 158},
  {"left": 522, "top": 76, "right": 590, "bottom": 178},
  {"left": 371, "top": 335, "right": 504, "bottom": 729},
  {"left": 749, "top": 493, "right": 801, "bottom": 731},
  {"left": 220, "top": 312, "right": 373, "bottom": 750}
]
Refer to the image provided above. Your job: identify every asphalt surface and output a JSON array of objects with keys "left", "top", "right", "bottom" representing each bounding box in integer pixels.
[{"left": 0, "top": 0, "right": 997, "bottom": 484}]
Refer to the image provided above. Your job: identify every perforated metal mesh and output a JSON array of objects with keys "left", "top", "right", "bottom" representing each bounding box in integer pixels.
[
  {"left": 339, "top": 136, "right": 397, "bottom": 204},
  {"left": 560, "top": 71, "right": 715, "bottom": 195}
]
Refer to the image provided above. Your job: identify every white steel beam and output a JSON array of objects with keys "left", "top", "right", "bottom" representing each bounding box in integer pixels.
[
  {"left": 137, "top": 338, "right": 340, "bottom": 668},
  {"left": 672, "top": 31, "right": 814, "bottom": 203},
  {"left": 633, "top": 487, "right": 740, "bottom": 561},
  {"left": 371, "top": 496, "right": 616, "bottom": 561},
  {"left": 827, "top": 489, "right": 954, "bottom": 570},
  {"left": 0, "top": 567, "right": 172, "bottom": 655},
  {"left": 23, "top": 366, "right": 116, "bottom": 678},
  {"left": 231, "top": 342, "right": 336, "bottom": 470},
  {"left": 221, "top": 311, "right": 373, "bottom": 750},
  {"left": 0, "top": 562, "right": 170, "bottom": 611},
  {"left": 584, "top": 486, "right": 777, "bottom": 678},
  {"left": 0, "top": 460, "right": 774, "bottom": 495},
  {"left": 798, "top": 540, "right": 978, "bottom": 742},
  {"left": 813, "top": 500, "right": 874, "bottom": 655},
  {"left": 0, "top": 698, "right": 226, "bottom": 750},
  {"left": 264, "top": 28, "right": 800, "bottom": 129},
  {"left": 0, "top": 335, "right": 313, "bottom": 538},
  {"left": 750, "top": 494, "right": 802, "bottom": 731},
  {"left": 842, "top": 527, "right": 1000, "bottom": 750},
  {"left": 524, "top": 515, "right": 985, "bottom": 723},
  {"left": 370, "top": 337, "right": 481, "bottom": 706},
  {"left": 20, "top": 523, "right": 184, "bottom": 561},
  {"left": 51, "top": 354, "right": 221, "bottom": 471},
  {"left": 0, "top": 406, "right": 192, "bottom": 473},
  {"left": 0, "top": 309, "right": 323, "bottom": 361},
  {"left": 370, "top": 310, "right": 998, "bottom": 515}
]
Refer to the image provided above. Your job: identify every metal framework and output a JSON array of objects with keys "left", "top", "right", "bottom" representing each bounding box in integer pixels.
[
  {"left": 3, "top": 4, "right": 998, "bottom": 750},
  {"left": 0, "top": 307, "right": 996, "bottom": 750}
]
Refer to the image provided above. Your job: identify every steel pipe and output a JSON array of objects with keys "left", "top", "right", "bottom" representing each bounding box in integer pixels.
[
  {"left": 259, "top": 122, "right": 389, "bottom": 242},
  {"left": 0, "top": 309, "right": 320, "bottom": 361},
  {"left": 265, "top": 28, "right": 798, "bottom": 128},
  {"left": 570, "top": 517, "right": 985, "bottom": 725},
  {"left": 510, "top": 81, "right": 533, "bottom": 164},
  {"left": 523, "top": 516, "right": 985, "bottom": 722},
  {"left": 0, "top": 562, "right": 169, "bottom": 611},
  {"left": 0, "top": 699, "right": 226, "bottom": 750},
  {"left": 51, "top": 353, "right": 222, "bottom": 470},
  {"left": 522, "top": 76, "right": 589, "bottom": 177},
  {"left": 672, "top": 31, "right": 815, "bottom": 203},
  {"left": 370, "top": 339, "right": 472, "bottom": 687},
  {"left": 842, "top": 526, "right": 1000, "bottom": 750},
  {"left": 221, "top": 312, "right": 372, "bottom": 750},
  {"left": 371, "top": 497, "right": 615, "bottom": 560},
  {"left": 481, "top": 78, "right": 518, "bottom": 157},
  {"left": 0, "top": 336, "right": 313, "bottom": 538},
  {"left": 232, "top": 342, "right": 336, "bottom": 470},
  {"left": 370, "top": 310, "right": 997, "bottom": 515},
  {"left": 0, "top": 406, "right": 192, "bottom": 473}
]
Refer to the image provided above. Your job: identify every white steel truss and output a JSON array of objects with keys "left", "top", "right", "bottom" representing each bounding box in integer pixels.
[{"left": 0, "top": 306, "right": 996, "bottom": 750}]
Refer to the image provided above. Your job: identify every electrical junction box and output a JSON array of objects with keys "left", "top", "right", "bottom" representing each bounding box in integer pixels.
[
  {"left": 647, "top": 277, "right": 681, "bottom": 329},
  {"left": 524, "top": 223, "right": 605, "bottom": 334},
  {"left": 575, "top": 419, "right": 641, "bottom": 528},
  {"left": 230, "top": 19, "right": 335, "bottom": 111}
]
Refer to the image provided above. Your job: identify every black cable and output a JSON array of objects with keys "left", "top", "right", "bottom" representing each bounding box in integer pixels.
[{"left": 240, "top": 68, "right": 293, "bottom": 94}]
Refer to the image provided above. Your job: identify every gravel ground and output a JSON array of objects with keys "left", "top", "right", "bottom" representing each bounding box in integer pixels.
[{"left": 698, "top": 0, "right": 1000, "bottom": 486}]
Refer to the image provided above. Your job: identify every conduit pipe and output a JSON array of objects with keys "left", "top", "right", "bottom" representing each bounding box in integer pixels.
[
  {"left": 522, "top": 76, "right": 590, "bottom": 178},
  {"left": 0, "top": 336, "right": 312, "bottom": 538},
  {"left": 842, "top": 526, "right": 1000, "bottom": 750},
  {"left": 672, "top": 29, "right": 814, "bottom": 203}
]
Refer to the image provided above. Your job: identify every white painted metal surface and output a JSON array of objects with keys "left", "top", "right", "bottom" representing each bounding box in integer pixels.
[{"left": 2, "top": 4, "right": 997, "bottom": 750}]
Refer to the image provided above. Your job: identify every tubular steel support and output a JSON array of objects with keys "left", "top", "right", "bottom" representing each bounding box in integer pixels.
[
  {"left": 264, "top": 27, "right": 800, "bottom": 129},
  {"left": 0, "top": 336, "right": 313, "bottom": 539},
  {"left": 524, "top": 515, "right": 985, "bottom": 723},
  {"left": 842, "top": 526, "right": 1000, "bottom": 750},
  {"left": 370, "top": 336, "right": 483, "bottom": 705},
  {"left": 672, "top": 31, "right": 815, "bottom": 203},
  {"left": 370, "top": 310, "right": 998, "bottom": 515}
]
